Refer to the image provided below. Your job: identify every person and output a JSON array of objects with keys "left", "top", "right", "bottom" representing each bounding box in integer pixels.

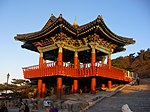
[
  {"left": 0, "top": 102, "right": 8, "bottom": 112},
  {"left": 49, "top": 107, "right": 58, "bottom": 112},
  {"left": 28, "top": 99, "right": 34, "bottom": 112},
  {"left": 24, "top": 100, "right": 29, "bottom": 112},
  {"left": 49, "top": 103, "right": 58, "bottom": 112},
  {"left": 136, "top": 77, "right": 140, "bottom": 85},
  {"left": 19, "top": 102, "right": 25, "bottom": 112},
  {"left": 79, "top": 89, "right": 83, "bottom": 94},
  {"left": 43, "top": 99, "right": 52, "bottom": 112},
  {"left": 18, "top": 98, "right": 25, "bottom": 112}
]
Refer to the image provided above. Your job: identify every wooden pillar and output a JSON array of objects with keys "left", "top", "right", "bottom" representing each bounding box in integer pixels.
[
  {"left": 91, "top": 48, "right": 96, "bottom": 66},
  {"left": 57, "top": 77, "right": 62, "bottom": 99},
  {"left": 42, "top": 83, "right": 46, "bottom": 98},
  {"left": 74, "top": 51, "right": 78, "bottom": 77},
  {"left": 43, "top": 59, "right": 47, "bottom": 67},
  {"left": 38, "top": 79, "right": 42, "bottom": 98},
  {"left": 102, "top": 84, "right": 105, "bottom": 88},
  {"left": 107, "top": 54, "right": 111, "bottom": 69},
  {"left": 57, "top": 47, "right": 63, "bottom": 66},
  {"left": 91, "top": 77, "right": 96, "bottom": 94},
  {"left": 108, "top": 80, "right": 112, "bottom": 89},
  {"left": 91, "top": 48, "right": 96, "bottom": 76},
  {"left": 102, "top": 56, "right": 106, "bottom": 67},
  {"left": 74, "top": 51, "right": 78, "bottom": 69},
  {"left": 39, "top": 52, "right": 44, "bottom": 68},
  {"left": 73, "top": 79, "right": 78, "bottom": 93}
]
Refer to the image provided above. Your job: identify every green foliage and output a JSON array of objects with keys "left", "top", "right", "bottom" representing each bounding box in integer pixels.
[{"left": 0, "top": 79, "right": 37, "bottom": 99}]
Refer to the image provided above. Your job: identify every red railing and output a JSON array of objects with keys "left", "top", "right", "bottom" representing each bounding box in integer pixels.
[{"left": 22, "top": 62, "right": 133, "bottom": 82}]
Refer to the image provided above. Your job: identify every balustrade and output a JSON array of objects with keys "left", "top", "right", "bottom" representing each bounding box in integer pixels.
[{"left": 23, "top": 61, "right": 132, "bottom": 82}]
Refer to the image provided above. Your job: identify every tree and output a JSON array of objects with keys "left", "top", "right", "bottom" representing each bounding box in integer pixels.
[
  {"left": 112, "top": 49, "right": 150, "bottom": 78},
  {"left": 11, "top": 79, "right": 37, "bottom": 98},
  {"left": 0, "top": 79, "right": 37, "bottom": 99}
]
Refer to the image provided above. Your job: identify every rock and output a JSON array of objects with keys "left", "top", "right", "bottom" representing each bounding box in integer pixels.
[{"left": 121, "top": 104, "right": 133, "bottom": 112}]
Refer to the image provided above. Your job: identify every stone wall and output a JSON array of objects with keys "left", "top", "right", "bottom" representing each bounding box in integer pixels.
[{"left": 0, "top": 98, "right": 89, "bottom": 112}]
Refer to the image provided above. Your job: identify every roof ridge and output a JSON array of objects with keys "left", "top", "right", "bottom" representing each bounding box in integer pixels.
[{"left": 42, "top": 14, "right": 57, "bottom": 30}]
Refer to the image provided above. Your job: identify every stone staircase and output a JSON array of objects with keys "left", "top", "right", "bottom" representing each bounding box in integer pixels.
[{"left": 86, "top": 78, "right": 150, "bottom": 112}]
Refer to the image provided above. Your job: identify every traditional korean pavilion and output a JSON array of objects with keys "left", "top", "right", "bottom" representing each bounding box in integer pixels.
[{"left": 15, "top": 14, "right": 135, "bottom": 98}]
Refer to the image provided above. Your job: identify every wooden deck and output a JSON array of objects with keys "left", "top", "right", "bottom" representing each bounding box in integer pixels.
[{"left": 23, "top": 62, "right": 133, "bottom": 82}]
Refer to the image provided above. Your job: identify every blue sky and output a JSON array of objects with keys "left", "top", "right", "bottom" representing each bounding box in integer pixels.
[{"left": 0, "top": 0, "right": 150, "bottom": 83}]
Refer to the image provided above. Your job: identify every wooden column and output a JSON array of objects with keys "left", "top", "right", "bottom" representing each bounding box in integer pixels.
[
  {"left": 42, "top": 83, "right": 46, "bottom": 98},
  {"left": 39, "top": 52, "right": 44, "bottom": 68},
  {"left": 91, "top": 48, "right": 96, "bottom": 66},
  {"left": 57, "top": 44, "right": 63, "bottom": 75},
  {"left": 43, "top": 59, "right": 47, "bottom": 67},
  {"left": 74, "top": 51, "right": 78, "bottom": 77},
  {"left": 38, "top": 79, "right": 42, "bottom": 98},
  {"left": 74, "top": 51, "right": 78, "bottom": 69},
  {"left": 108, "top": 80, "right": 112, "bottom": 89},
  {"left": 57, "top": 77, "right": 62, "bottom": 99},
  {"left": 73, "top": 79, "right": 78, "bottom": 93},
  {"left": 107, "top": 54, "right": 111, "bottom": 69},
  {"left": 91, "top": 47, "right": 96, "bottom": 76},
  {"left": 102, "top": 84, "right": 105, "bottom": 88},
  {"left": 91, "top": 77, "right": 96, "bottom": 94},
  {"left": 102, "top": 56, "right": 106, "bottom": 67},
  {"left": 57, "top": 47, "right": 63, "bottom": 66}
]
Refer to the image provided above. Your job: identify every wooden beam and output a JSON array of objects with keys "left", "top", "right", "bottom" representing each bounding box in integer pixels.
[
  {"left": 37, "top": 44, "right": 57, "bottom": 52},
  {"left": 95, "top": 43, "right": 111, "bottom": 54}
]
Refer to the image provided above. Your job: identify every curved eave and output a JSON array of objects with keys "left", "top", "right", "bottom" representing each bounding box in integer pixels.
[
  {"left": 14, "top": 31, "right": 40, "bottom": 42},
  {"left": 99, "top": 18, "right": 135, "bottom": 45},
  {"left": 77, "top": 16, "right": 135, "bottom": 46},
  {"left": 97, "top": 26, "right": 135, "bottom": 46},
  {"left": 58, "top": 15, "right": 77, "bottom": 34},
  {"left": 77, "top": 16, "right": 104, "bottom": 36},
  {"left": 14, "top": 14, "right": 135, "bottom": 47},
  {"left": 15, "top": 14, "right": 77, "bottom": 42},
  {"left": 42, "top": 14, "right": 57, "bottom": 30},
  {"left": 77, "top": 18, "right": 97, "bottom": 36},
  {"left": 21, "top": 43, "right": 38, "bottom": 52},
  {"left": 113, "top": 47, "right": 126, "bottom": 53}
]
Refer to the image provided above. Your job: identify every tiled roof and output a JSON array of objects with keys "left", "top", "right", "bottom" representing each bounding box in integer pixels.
[{"left": 15, "top": 14, "right": 135, "bottom": 45}]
